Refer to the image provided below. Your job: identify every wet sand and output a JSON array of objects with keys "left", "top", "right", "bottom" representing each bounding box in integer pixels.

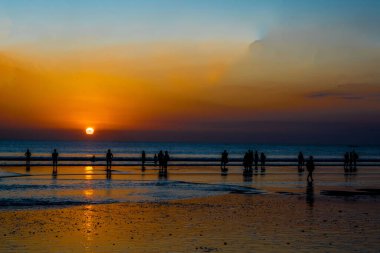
[{"left": 1, "top": 193, "right": 379, "bottom": 253}]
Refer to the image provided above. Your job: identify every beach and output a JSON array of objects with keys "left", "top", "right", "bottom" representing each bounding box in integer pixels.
[
  {"left": 1, "top": 193, "right": 379, "bottom": 252},
  {"left": 1, "top": 141, "right": 380, "bottom": 252}
]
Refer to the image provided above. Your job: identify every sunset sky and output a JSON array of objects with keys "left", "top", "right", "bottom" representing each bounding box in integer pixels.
[{"left": 1, "top": 0, "right": 380, "bottom": 144}]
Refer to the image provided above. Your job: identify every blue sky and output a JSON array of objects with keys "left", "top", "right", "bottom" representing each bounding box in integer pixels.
[{"left": 1, "top": 0, "right": 378, "bottom": 45}]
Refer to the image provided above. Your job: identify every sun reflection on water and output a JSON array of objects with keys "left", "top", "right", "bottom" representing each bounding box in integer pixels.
[{"left": 85, "top": 166, "right": 93, "bottom": 180}]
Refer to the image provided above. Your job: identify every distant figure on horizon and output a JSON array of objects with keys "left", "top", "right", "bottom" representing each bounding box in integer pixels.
[
  {"left": 260, "top": 152, "right": 266, "bottom": 171},
  {"left": 154, "top": 154, "right": 158, "bottom": 167},
  {"left": 52, "top": 149, "right": 59, "bottom": 175},
  {"left": 141, "top": 150, "right": 146, "bottom": 170},
  {"left": 25, "top": 149, "right": 32, "bottom": 169},
  {"left": 106, "top": 149, "right": 113, "bottom": 171},
  {"left": 344, "top": 152, "right": 350, "bottom": 171},
  {"left": 221, "top": 150, "right": 229, "bottom": 171},
  {"left": 298, "top": 152, "right": 305, "bottom": 172},
  {"left": 306, "top": 156, "right": 315, "bottom": 183},
  {"left": 254, "top": 151, "right": 259, "bottom": 170}
]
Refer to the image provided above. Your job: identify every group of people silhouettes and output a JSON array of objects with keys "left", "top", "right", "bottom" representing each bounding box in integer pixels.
[
  {"left": 22, "top": 148, "right": 361, "bottom": 183},
  {"left": 243, "top": 150, "right": 266, "bottom": 172},
  {"left": 297, "top": 152, "right": 315, "bottom": 182},
  {"left": 344, "top": 150, "right": 359, "bottom": 171},
  {"left": 156, "top": 150, "right": 170, "bottom": 174}
]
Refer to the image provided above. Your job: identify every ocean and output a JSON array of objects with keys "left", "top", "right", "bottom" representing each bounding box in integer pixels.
[
  {"left": 0, "top": 140, "right": 379, "bottom": 209},
  {"left": 1, "top": 140, "right": 379, "bottom": 159}
]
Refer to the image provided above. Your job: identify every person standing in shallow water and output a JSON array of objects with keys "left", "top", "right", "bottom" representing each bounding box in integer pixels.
[
  {"left": 221, "top": 150, "right": 229, "bottom": 171},
  {"left": 141, "top": 150, "right": 146, "bottom": 170},
  {"left": 306, "top": 156, "right": 315, "bottom": 182},
  {"left": 106, "top": 149, "right": 113, "bottom": 171},
  {"left": 163, "top": 151, "right": 170, "bottom": 172},
  {"left": 25, "top": 149, "right": 32, "bottom": 169},
  {"left": 52, "top": 149, "right": 59, "bottom": 174},
  {"left": 260, "top": 152, "right": 266, "bottom": 171}
]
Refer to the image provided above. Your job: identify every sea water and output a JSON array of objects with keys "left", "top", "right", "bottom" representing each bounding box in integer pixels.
[{"left": 0, "top": 141, "right": 379, "bottom": 209}]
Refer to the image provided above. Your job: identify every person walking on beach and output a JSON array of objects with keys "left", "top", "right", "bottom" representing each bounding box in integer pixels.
[
  {"left": 260, "top": 152, "right": 266, "bottom": 171},
  {"left": 106, "top": 149, "right": 113, "bottom": 171},
  {"left": 306, "top": 156, "right": 315, "bottom": 183},
  {"left": 221, "top": 150, "right": 229, "bottom": 171},
  {"left": 254, "top": 151, "right": 259, "bottom": 170},
  {"left": 25, "top": 149, "right": 32, "bottom": 169},
  {"left": 52, "top": 149, "right": 59, "bottom": 174},
  {"left": 298, "top": 152, "right": 305, "bottom": 172},
  {"left": 141, "top": 150, "right": 146, "bottom": 170}
]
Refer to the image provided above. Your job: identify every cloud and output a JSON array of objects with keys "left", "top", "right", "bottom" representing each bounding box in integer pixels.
[
  {"left": 306, "top": 91, "right": 363, "bottom": 100},
  {"left": 305, "top": 83, "right": 380, "bottom": 101}
]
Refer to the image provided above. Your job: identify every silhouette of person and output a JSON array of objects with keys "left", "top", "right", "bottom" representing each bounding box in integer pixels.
[
  {"left": 298, "top": 152, "right": 305, "bottom": 172},
  {"left": 163, "top": 151, "right": 170, "bottom": 171},
  {"left": 154, "top": 154, "right": 158, "bottom": 167},
  {"left": 260, "top": 152, "right": 266, "bottom": 171},
  {"left": 106, "top": 149, "right": 113, "bottom": 171},
  {"left": 344, "top": 152, "right": 349, "bottom": 171},
  {"left": 221, "top": 150, "right": 229, "bottom": 171},
  {"left": 254, "top": 151, "right": 259, "bottom": 170},
  {"left": 306, "top": 156, "right": 315, "bottom": 183},
  {"left": 25, "top": 149, "right": 32, "bottom": 170},
  {"left": 52, "top": 149, "right": 59, "bottom": 175},
  {"left": 141, "top": 150, "right": 146, "bottom": 170}
]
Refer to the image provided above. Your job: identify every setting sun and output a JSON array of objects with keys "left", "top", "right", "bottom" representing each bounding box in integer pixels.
[{"left": 86, "top": 127, "right": 94, "bottom": 135}]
